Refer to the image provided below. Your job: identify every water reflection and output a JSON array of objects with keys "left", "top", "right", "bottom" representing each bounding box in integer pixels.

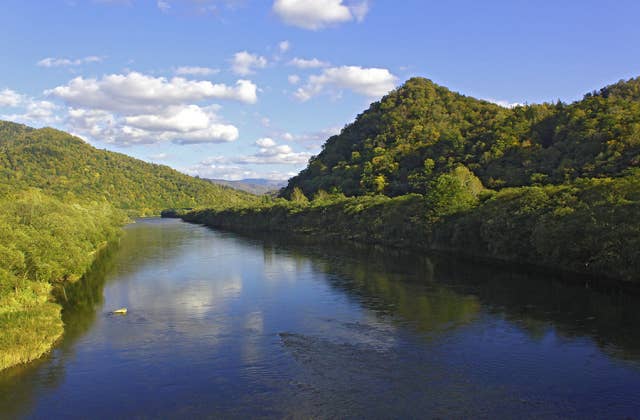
[
  {"left": 0, "top": 241, "right": 120, "bottom": 419},
  {"left": 0, "top": 219, "right": 639, "bottom": 418},
  {"left": 259, "top": 235, "right": 640, "bottom": 361}
]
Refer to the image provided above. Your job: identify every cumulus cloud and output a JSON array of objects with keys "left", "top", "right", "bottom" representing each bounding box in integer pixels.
[
  {"left": 50, "top": 72, "right": 249, "bottom": 146},
  {"left": 288, "top": 57, "right": 329, "bottom": 69},
  {"left": 67, "top": 104, "right": 238, "bottom": 146},
  {"left": 278, "top": 40, "right": 291, "bottom": 53},
  {"left": 0, "top": 89, "right": 23, "bottom": 107},
  {"left": 288, "top": 74, "right": 301, "bottom": 85},
  {"left": 294, "top": 66, "right": 397, "bottom": 101},
  {"left": 273, "top": 0, "right": 370, "bottom": 30},
  {"left": 175, "top": 66, "right": 220, "bottom": 76},
  {"left": 37, "top": 56, "right": 103, "bottom": 68},
  {"left": 230, "top": 51, "right": 268, "bottom": 76},
  {"left": 255, "top": 137, "right": 277, "bottom": 148},
  {"left": 125, "top": 104, "right": 215, "bottom": 132},
  {"left": 2, "top": 100, "right": 60, "bottom": 125},
  {"left": 234, "top": 137, "right": 313, "bottom": 165},
  {"left": 47, "top": 72, "right": 257, "bottom": 113},
  {"left": 170, "top": 124, "right": 239, "bottom": 144}
]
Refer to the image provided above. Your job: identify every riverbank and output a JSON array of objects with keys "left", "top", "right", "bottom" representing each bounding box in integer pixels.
[
  {"left": 0, "top": 191, "right": 127, "bottom": 371},
  {"left": 181, "top": 174, "right": 639, "bottom": 286}
]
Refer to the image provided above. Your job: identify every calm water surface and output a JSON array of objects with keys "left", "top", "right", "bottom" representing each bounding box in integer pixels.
[{"left": 1, "top": 218, "right": 640, "bottom": 418}]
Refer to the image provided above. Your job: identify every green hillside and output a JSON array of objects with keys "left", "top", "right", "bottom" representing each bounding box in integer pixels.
[
  {"left": 0, "top": 121, "right": 257, "bottom": 215},
  {"left": 283, "top": 77, "right": 640, "bottom": 197},
  {"left": 186, "top": 76, "right": 640, "bottom": 285}
]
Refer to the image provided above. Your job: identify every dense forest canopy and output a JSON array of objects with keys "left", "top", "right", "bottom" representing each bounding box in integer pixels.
[
  {"left": 0, "top": 121, "right": 256, "bottom": 215},
  {"left": 0, "top": 190, "right": 126, "bottom": 370},
  {"left": 282, "top": 77, "right": 640, "bottom": 197}
]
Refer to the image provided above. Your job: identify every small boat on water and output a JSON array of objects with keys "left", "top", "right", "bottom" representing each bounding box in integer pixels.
[{"left": 112, "top": 308, "right": 128, "bottom": 315}]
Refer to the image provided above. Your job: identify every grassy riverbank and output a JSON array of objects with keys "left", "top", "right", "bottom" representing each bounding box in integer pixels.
[
  {"left": 182, "top": 170, "right": 640, "bottom": 285},
  {"left": 0, "top": 190, "right": 126, "bottom": 371}
]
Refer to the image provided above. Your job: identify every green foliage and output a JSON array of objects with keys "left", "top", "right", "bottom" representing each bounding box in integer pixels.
[
  {"left": 0, "top": 190, "right": 127, "bottom": 370},
  {"left": 425, "top": 165, "right": 485, "bottom": 218},
  {"left": 0, "top": 121, "right": 257, "bottom": 215},
  {"left": 290, "top": 187, "right": 309, "bottom": 205},
  {"left": 185, "top": 172, "right": 640, "bottom": 283},
  {"left": 432, "top": 173, "right": 640, "bottom": 282},
  {"left": 282, "top": 77, "right": 640, "bottom": 197}
]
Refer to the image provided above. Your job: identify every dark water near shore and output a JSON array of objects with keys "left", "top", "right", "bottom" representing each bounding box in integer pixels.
[{"left": 1, "top": 218, "right": 640, "bottom": 418}]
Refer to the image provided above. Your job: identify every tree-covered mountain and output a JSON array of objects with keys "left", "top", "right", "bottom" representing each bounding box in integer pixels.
[
  {"left": 184, "top": 76, "right": 639, "bottom": 285},
  {"left": 0, "top": 121, "right": 256, "bottom": 215},
  {"left": 283, "top": 77, "right": 640, "bottom": 197}
]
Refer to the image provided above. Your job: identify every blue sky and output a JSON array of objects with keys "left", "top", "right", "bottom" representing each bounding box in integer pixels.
[{"left": 1, "top": 0, "right": 639, "bottom": 180}]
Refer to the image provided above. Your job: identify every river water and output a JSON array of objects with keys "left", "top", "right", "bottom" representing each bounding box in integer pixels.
[{"left": 1, "top": 218, "right": 639, "bottom": 418}]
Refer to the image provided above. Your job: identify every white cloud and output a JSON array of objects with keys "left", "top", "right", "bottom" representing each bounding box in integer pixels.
[
  {"left": 0, "top": 89, "right": 23, "bottom": 107},
  {"left": 184, "top": 159, "right": 295, "bottom": 181},
  {"left": 255, "top": 137, "right": 277, "bottom": 148},
  {"left": 2, "top": 100, "right": 60, "bottom": 125},
  {"left": 288, "top": 74, "right": 301, "bottom": 85},
  {"left": 350, "top": 0, "right": 369, "bottom": 21},
  {"left": 150, "top": 152, "right": 169, "bottom": 160},
  {"left": 37, "top": 56, "right": 103, "bottom": 68},
  {"left": 144, "top": 0, "right": 243, "bottom": 16},
  {"left": 188, "top": 137, "right": 313, "bottom": 173},
  {"left": 157, "top": 0, "right": 170, "bottom": 12},
  {"left": 214, "top": 79, "right": 258, "bottom": 104},
  {"left": 278, "top": 40, "right": 291, "bottom": 53},
  {"left": 294, "top": 66, "right": 397, "bottom": 101},
  {"left": 67, "top": 105, "right": 238, "bottom": 146},
  {"left": 484, "top": 98, "right": 523, "bottom": 108},
  {"left": 170, "top": 124, "right": 239, "bottom": 144},
  {"left": 273, "top": 0, "right": 370, "bottom": 30},
  {"left": 47, "top": 72, "right": 258, "bottom": 113},
  {"left": 67, "top": 108, "right": 117, "bottom": 138},
  {"left": 175, "top": 66, "right": 220, "bottom": 76},
  {"left": 277, "top": 125, "right": 341, "bottom": 150},
  {"left": 288, "top": 57, "right": 329, "bottom": 69},
  {"left": 235, "top": 137, "right": 313, "bottom": 165},
  {"left": 125, "top": 104, "right": 213, "bottom": 132},
  {"left": 230, "top": 51, "right": 268, "bottom": 76},
  {"left": 47, "top": 72, "right": 250, "bottom": 146}
]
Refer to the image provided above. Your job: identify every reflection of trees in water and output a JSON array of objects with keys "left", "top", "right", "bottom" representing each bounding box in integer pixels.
[
  {"left": 313, "top": 254, "right": 481, "bottom": 333},
  {"left": 0, "top": 241, "right": 120, "bottom": 418},
  {"left": 257, "top": 232, "right": 640, "bottom": 362},
  {"left": 262, "top": 238, "right": 482, "bottom": 333},
  {"left": 102, "top": 219, "right": 199, "bottom": 278},
  {"left": 434, "top": 259, "right": 640, "bottom": 361}
]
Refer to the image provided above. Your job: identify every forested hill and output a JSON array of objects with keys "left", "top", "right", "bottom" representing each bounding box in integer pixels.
[
  {"left": 282, "top": 77, "right": 640, "bottom": 197},
  {"left": 0, "top": 121, "right": 256, "bottom": 214}
]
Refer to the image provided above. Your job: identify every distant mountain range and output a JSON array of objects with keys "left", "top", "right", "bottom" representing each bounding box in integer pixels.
[{"left": 207, "top": 178, "right": 287, "bottom": 195}]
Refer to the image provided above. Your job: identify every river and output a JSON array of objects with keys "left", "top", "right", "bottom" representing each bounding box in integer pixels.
[{"left": 1, "top": 218, "right": 639, "bottom": 418}]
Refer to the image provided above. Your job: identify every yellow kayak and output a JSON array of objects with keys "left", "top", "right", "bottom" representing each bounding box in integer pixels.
[{"left": 112, "top": 308, "right": 128, "bottom": 315}]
